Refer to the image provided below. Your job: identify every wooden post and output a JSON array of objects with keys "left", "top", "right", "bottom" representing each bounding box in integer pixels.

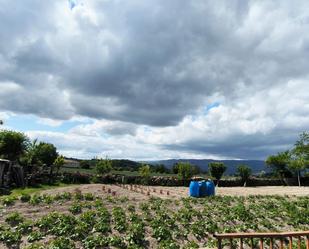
[
  {"left": 270, "top": 238, "right": 274, "bottom": 249},
  {"left": 289, "top": 237, "right": 293, "bottom": 249},
  {"left": 240, "top": 238, "right": 244, "bottom": 249},
  {"left": 230, "top": 238, "right": 233, "bottom": 249},
  {"left": 298, "top": 237, "right": 301, "bottom": 249},
  {"left": 306, "top": 236, "right": 309, "bottom": 249},
  {"left": 260, "top": 238, "right": 264, "bottom": 249},
  {"left": 218, "top": 238, "right": 222, "bottom": 249},
  {"left": 251, "top": 238, "right": 254, "bottom": 249},
  {"left": 280, "top": 239, "right": 284, "bottom": 249}
]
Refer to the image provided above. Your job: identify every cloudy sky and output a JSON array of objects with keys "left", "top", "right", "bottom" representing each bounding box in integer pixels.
[{"left": 1, "top": 0, "right": 309, "bottom": 160}]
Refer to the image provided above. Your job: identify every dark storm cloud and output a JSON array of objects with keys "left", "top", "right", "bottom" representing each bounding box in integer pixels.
[
  {"left": 1, "top": 0, "right": 309, "bottom": 159},
  {"left": 0, "top": 0, "right": 254, "bottom": 125}
]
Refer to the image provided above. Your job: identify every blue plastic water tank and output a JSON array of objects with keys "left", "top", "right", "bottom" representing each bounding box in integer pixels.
[
  {"left": 199, "top": 181, "right": 207, "bottom": 197},
  {"left": 189, "top": 181, "right": 200, "bottom": 197},
  {"left": 206, "top": 180, "right": 215, "bottom": 196}
]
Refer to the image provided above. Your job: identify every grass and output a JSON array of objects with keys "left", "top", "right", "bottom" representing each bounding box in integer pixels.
[{"left": 3, "top": 182, "right": 77, "bottom": 198}]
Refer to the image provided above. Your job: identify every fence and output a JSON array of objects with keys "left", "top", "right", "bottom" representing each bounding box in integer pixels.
[{"left": 214, "top": 231, "right": 309, "bottom": 249}]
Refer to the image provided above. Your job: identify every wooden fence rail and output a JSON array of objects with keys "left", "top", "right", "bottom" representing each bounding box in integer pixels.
[{"left": 214, "top": 231, "right": 309, "bottom": 249}]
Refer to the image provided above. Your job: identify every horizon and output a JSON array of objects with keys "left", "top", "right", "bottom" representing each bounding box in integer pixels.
[{"left": 1, "top": 1, "right": 309, "bottom": 160}]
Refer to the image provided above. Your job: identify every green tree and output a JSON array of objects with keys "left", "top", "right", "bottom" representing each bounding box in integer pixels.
[
  {"left": 172, "top": 164, "right": 179, "bottom": 174},
  {"left": 236, "top": 165, "right": 252, "bottom": 187},
  {"left": 208, "top": 162, "right": 227, "bottom": 186},
  {"left": 32, "top": 142, "right": 58, "bottom": 175},
  {"left": 288, "top": 157, "right": 306, "bottom": 187},
  {"left": 177, "top": 162, "right": 195, "bottom": 185},
  {"left": 80, "top": 160, "right": 90, "bottom": 169},
  {"left": 0, "top": 130, "right": 29, "bottom": 161},
  {"left": 266, "top": 151, "right": 292, "bottom": 179},
  {"left": 294, "top": 132, "right": 309, "bottom": 160},
  {"left": 54, "top": 155, "right": 65, "bottom": 174},
  {"left": 287, "top": 132, "right": 309, "bottom": 186},
  {"left": 95, "top": 158, "right": 113, "bottom": 175},
  {"left": 139, "top": 164, "right": 151, "bottom": 185}
]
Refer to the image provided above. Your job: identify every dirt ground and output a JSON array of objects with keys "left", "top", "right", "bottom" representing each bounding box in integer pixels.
[
  {"left": 1, "top": 185, "right": 309, "bottom": 249},
  {"left": 41, "top": 184, "right": 309, "bottom": 199}
]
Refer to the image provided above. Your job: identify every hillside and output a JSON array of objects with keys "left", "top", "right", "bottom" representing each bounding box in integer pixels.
[{"left": 146, "top": 159, "right": 268, "bottom": 175}]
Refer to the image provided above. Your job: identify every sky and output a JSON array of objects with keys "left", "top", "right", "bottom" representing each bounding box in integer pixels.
[{"left": 0, "top": 0, "right": 309, "bottom": 160}]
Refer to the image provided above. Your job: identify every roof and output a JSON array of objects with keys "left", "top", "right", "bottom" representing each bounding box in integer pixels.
[{"left": 0, "top": 159, "right": 10, "bottom": 163}]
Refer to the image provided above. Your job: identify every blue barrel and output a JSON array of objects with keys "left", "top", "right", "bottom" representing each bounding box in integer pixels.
[
  {"left": 199, "top": 181, "right": 207, "bottom": 197},
  {"left": 189, "top": 181, "right": 200, "bottom": 197},
  {"left": 206, "top": 180, "right": 215, "bottom": 196}
]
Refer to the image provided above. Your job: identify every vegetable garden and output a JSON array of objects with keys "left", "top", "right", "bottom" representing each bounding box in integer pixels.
[{"left": 0, "top": 186, "right": 309, "bottom": 249}]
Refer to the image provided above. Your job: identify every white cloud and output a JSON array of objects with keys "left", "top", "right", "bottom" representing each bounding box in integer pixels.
[{"left": 1, "top": 1, "right": 309, "bottom": 159}]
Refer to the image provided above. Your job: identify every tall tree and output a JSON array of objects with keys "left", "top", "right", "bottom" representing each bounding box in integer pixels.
[
  {"left": 288, "top": 158, "right": 306, "bottom": 187},
  {"left": 236, "top": 165, "right": 252, "bottom": 187},
  {"left": 32, "top": 142, "right": 58, "bottom": 175},
  {"left": 0, "top": 130, "right": 29, "bottom": 161},
  {"left": 208, "top": 162, "right": 227, "bottom": 186},
  {"left": 54, "top": 155, "right": 65, "bottom": 174},
  {"left": 139, "top": 164, "right": 151, "bottom": 185},
  {"left": 265, "top": 151, "right": 292, "bottom": 179},
  {"left": 95, "top": 158, "right": 113, "bottom": 175},
  {"left": 177, "top": 162, "right": 195, "bottom": 185},
  {"left": 294, "top": 132, "right": 309, "bottom": 160}
]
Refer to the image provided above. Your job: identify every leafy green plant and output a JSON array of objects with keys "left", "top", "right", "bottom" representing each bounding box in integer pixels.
[
  {"left": 29, "top": 194, "right": 42, "bottom": 205},
  {"left": 48, "top": 236, "right": 76, "bottom": 249},
  {"left": 20, "top": 193, "right": 31, "bottom": 202},
  {"left": 17, "top": 220, "right": 33, "bottom": 234},
  {"left": 112, "top": 207, "right": 127, "bottom": 232},
  {"left": 109, "top": 236, "right": 126, "bottom": 248},
  {"left": 1, "top": 196, "right": 17, "bottom": 206},
  {"left": 0, "top": 229, "right": 22, "bottom": 247},
  {"left": 24, "top": 242, "right": 45, "bottom": 249},
  {"left": 5, "top": 212, "right": 24, "bottom": 226},
  {"left": 84, "top": 193, "right": 94, "bottom": 201},
  {"left": 69, "top": 202, "right": 82, "bottom": 214},
  {"left": 83, "top": 235, "right": 109, "bottom": 249},
  {"left": 27, "top": 230, "right": 43, "bottom": 242}
]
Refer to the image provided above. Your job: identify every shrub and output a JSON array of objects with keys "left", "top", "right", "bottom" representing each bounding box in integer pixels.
[
  {"left": 84, "top": 193, "right": 94, "bottom": 201},
  {"left": 27, "top": 231, "right": 43, "bottom": 242},
  {"left": 20, "top": 193, "right": 31, "bottom": 202},
  {"left": 1, "top": 196, "right": 17, "bottom": 206},
  {"left": 83, "top": 235, "right": 109, "bottom": 249},
  {"left": 24, "top": 242, "right": 45, "bottom": 249},
  {"left": 48, "top": 237, "right": 76, "bottom": 249},
  {"left": 5, "top": 212, "right": 24, "bottom": 226},
  {"left": 237, "top": 165, "right": 252, "bottom": 187},
  {"left": 61, "top": 172, "right": 91, "bottom": 184},
  {"left": 95, "top": 158, "right": 113, "bottom": 175},
  {"left": 69, "top": 202, "right": 82, "bottom": 215},
  {"left": 208, "top": 162, "right": 227, "bottom": 186},
  {"left": 80, "top": 160, "right": 90, "bottom": 169},
  {"left": 0, "top": 229, "right": 22, "bottom": 246},
  {"left": 17, "top": 220, "right": 33, "bottom": 235},
  {"left": 29, "top": 194, "right": 42, "bottom": 205}
]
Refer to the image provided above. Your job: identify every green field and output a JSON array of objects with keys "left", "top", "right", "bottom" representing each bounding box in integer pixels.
[{"left": 0, "top": 189, "right": 309, "bottom": 248}]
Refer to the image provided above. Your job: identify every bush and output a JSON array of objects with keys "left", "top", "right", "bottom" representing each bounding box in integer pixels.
[
  {"left": 5, "top": 212, "right": 24, "bottom": 226},
  {"left": 80, "top": 160, "right": 91, "bottom": 169},
  {"left": 208, "top": 162, "right": 227, "bottom": 186},
  {"left": 61, "top": 172, "right": 91, "bottom": 184},
  {"left": 95, "top": 158, "right": 113, "bottom": 175},
  {"left": 1, "top": 196, "right": 17, "bottom": 206},
  {"left": 20, "top": 193, "right": 31, "bottom": 202}
]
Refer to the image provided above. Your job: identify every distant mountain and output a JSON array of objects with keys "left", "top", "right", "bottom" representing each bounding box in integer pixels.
[{"left": 145, "top": 159, "right": 268, "bottom": 175}]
